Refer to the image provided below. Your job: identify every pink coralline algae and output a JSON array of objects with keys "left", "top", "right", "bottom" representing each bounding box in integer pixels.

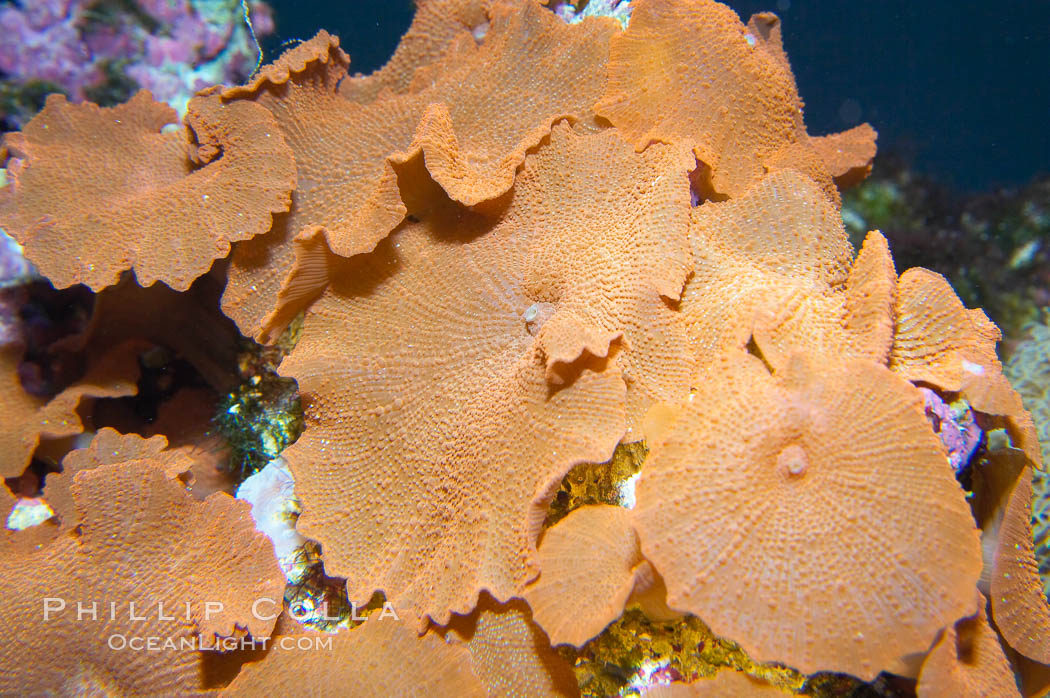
[
  {"left": 920, "top": 386, "right": 983, "bottom": 476},
  {"left": 0, "top": 0, "right": 274, "bottom": 127}
]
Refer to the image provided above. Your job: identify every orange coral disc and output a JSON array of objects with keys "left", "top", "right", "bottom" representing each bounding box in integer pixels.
[
  {"left": 633, "top": 350, "right": 983, "bottom": 679},
  {"left": 753, "top": 229, "right": 898, "bottom": 370},
  {"left": 397, "top": 0, "right": 616, "bottom": 206},
  {"left": 683, "top": 169, "right": 854, "bottom": 367},
  {"left": 219, "top": 31, "right": 415, "bottom": 342},
  {"left": 222, "top": 3, "right": 618, "bottom": 342},
  {"left": 278, "top": 123, "right": 705, "bottom": 626},
  {"left": 0, "top": 454, "right": 284, "bottom": 695},
  {"left": 0, "top": 90, "right": 295, "bottom": 291},
  {"left": 515, "top": 125, "right": 693, "bottom": 379},
  {"left": 596, "top": 0, "right": 807, "bottom": 199},
  {"left": 891, "top": 268, "right": 1011, "bottom": 406},
  {"left": 278, "top": 122, "right": 700, "bottom": 623},
  {"left": 224, "top": 615, "right": 485, "bottom": 696},
  {"left": 339, "top": 0, "right": 493, "bottom": 104},
  {"left": 890, "top": 267, "right": 1043, "bottom": 469},
  {"left": 43, "top": 428, "right": 194, "bottom": 529},
  {"left": 917, "top": 595, "right": 1020, "bottom": 698},
  {"left": 840, "top": 230, "right": 898, "bottom": 363},
  {"left": 443, "top": 595, "right": 580, "bottom": 697},
  {"left": 991, "top": 467, "right": 1050, "bottom": 664},
  {"left": 524, "top": 504, "right": 643, "bottom": 647},
  {"left": 808, "top": 123, "right": 878, "bottom": 189},
  {"left": 683, "top": 170, "right": 897, "bottom": 374},
  {"left": 0, "top": 341, "right": 142, "bottom": 479}
]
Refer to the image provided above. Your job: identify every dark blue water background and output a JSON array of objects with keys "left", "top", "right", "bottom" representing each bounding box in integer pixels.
[{"left": 265, "top": 0, "right": 1049, "bottom": 192}]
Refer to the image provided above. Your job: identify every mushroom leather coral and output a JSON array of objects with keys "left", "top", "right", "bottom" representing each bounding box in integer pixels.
[
  {"left": 809, "top": 123, "right": 878, "bottom": 188},
  {"left": 752, "top": 229, "right": 897, "bottom": 370},
  {"left": 218, "top": 31, "right": 416, "bottom": 342},
  {"left": 682, "top": 169, "right": 853, "bottom": 365},
  {"left": 59, "top": 273, "right": 242, "bottom": 392},
  {"left": 596, "top": 0, "right": 862, "bottom": 202},
  {"left": 5, "top": 0, "right": 1044, "bottom": 692},
  {"left": 0, "top": 90, "right": 295, "bottom": 291},
  {"left": 524, "top": 504, "right": 644, "bottom": 647},
  {"left": 42, "top": 428, "right": 194, "bottom": 530},
  {"left": 633, "top": 350, "right": 983, "bottom": 679},
  {"left": 395, "top": 0, "right": 616, "bottom": 207},
  {"left": 278, "top": 125, "right": 672, "bottom": 627},
  {"left": 992, "top": 467, "right": 1050, "bottom": 664},
  {"left": 444, "top": 595, "right": 580, "bottom": 697},
  {"left": 279, "top": 121, "right": 700, "bottom": 625},
  {"left": 916, "top": 596, "right": 1019, "bottom": 698},
  {"left": 682, "top": 168, "right": 897, "bottom": 373},
  {"left": 338, "top": 0, "right": 492, "bottom": 104},
  {"left": 0, "top": 453, "right": 284, "bottom": 695},
  {"left": 0, "top": 341, "right": 142, "bottom": 479},
  {"left": 223, "top": 615, "right": 485, "bottom": 697},
  {"left": 890, "top": 268, "right": 1044, "bottom": 469},
  {"left": 516, "top": 124, "right": 692, "bottom": 379},
  {"left": 221, "top": 2, "right": 616, "bottom": 342}
]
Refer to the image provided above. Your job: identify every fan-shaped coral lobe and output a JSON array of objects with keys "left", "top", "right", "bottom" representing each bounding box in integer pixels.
[
  {"left": 634, "top": 351, "right": 983, "bottom": 679},
  {"left": 0, "top": 341, "right": 142, "bottom": 479},
  {"left": 443, "top": 595, "right": 580, "bottom": 697},
  {"left": 222, "top": 3, "right": 617, "bottom": 342},
  {"left": 682, "top": 169, "right": 854, "bottom": 367},
  {"left": 0, "top": 444, "right": 284, "bottom": 695},
  {"left": 0, "top": 90, "right": 296, "bottom": 291},
  {"left": 397, "top": 0, "right": 616, "bottom": 206},
  {"left": 596, "top": 0, "right": 807, "bottom": 199},
  {"left": 809, "top": 123, "right": 878, "bottom": 187},
  {"left": 224, "top": 615, "right": 485, "bottom": 696},
  {"left": 3, "top": 0, "right": 1044, "bottom": 692},
  {"left": 219, "top": 31, "right": 414, "bottom": 342},
  {"left": 992, "top": 467, "right": 1050, "bottom": 663},
  {"left": 516, "top": 123, "right": 693, "bottom": 376},
  {"left": 43, "top": 428, "right": 194, "bottom": 531},
  {"left": 338, "top": 0, "right": 493, "bottom": 104},
  {"left": 751, "top": 229, "right": 898, "bottom": 369},
  {"left": 524, "top": 504, "right": 643, "bottom": 647},
  {"left": 278, "top": 120, "right": 702, "bottom": 625},
  {"left": 278, "top": 184, "right": 627, "bottom": 627},
  {"left": 891, "top": 267, "right": 1043, "bottom": 469},
  {"left": 917, "top": 596, "right": 1020, "bottom": 698}
]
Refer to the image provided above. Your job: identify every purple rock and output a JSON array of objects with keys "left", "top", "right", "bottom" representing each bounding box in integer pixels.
[
  {"left": 0, "top": 0, "right": 275, "bottom": 127},
  {"left": 920, "top": 387, "right": 983, "bottom": 476}
]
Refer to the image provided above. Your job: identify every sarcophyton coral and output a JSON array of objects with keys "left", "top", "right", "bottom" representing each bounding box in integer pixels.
[{"left": 0, "top": 0, "right": 1046, "bottom": 694}]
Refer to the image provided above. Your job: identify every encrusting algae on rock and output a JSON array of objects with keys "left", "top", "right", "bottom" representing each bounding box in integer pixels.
[
  {"left": 0, "top": 0, "right": 1046, "bottom": 694},
  {"left": 544, "top": 440, "right": 648, "bottom": 528},
  {"left": 214, "top": 314, "right": 304, "bottom": 479},
  {"left": 564, "top": 609, "right": 877, "bottom": 697}
]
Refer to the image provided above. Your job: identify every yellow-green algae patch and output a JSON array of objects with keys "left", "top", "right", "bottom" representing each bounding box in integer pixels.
[
  {"left": 544, "top": 440, "right": 647, "bottom": 529},
  {"left": 215, "top": 313, "right": 305, "bottom": 478},
  {"left": 564, "top": 609, "right": 870, "bottom": 697},
  {"left": 283, "top": 538, "right": 389, "bottom": 633}
]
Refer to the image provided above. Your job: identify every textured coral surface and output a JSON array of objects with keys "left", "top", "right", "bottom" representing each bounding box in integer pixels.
[{"left": 0, "top": 0, "right": 1045, "bottom": 695}]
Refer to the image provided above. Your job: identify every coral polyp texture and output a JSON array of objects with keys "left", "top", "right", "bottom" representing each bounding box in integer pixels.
[{"left": 0, "top": 0, "right": 1046, "bottom": 694}]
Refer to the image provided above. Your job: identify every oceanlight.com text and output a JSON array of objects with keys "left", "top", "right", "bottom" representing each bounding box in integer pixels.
[{"left": 106, "top": 634, "right": 334, "bottom": 653}]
